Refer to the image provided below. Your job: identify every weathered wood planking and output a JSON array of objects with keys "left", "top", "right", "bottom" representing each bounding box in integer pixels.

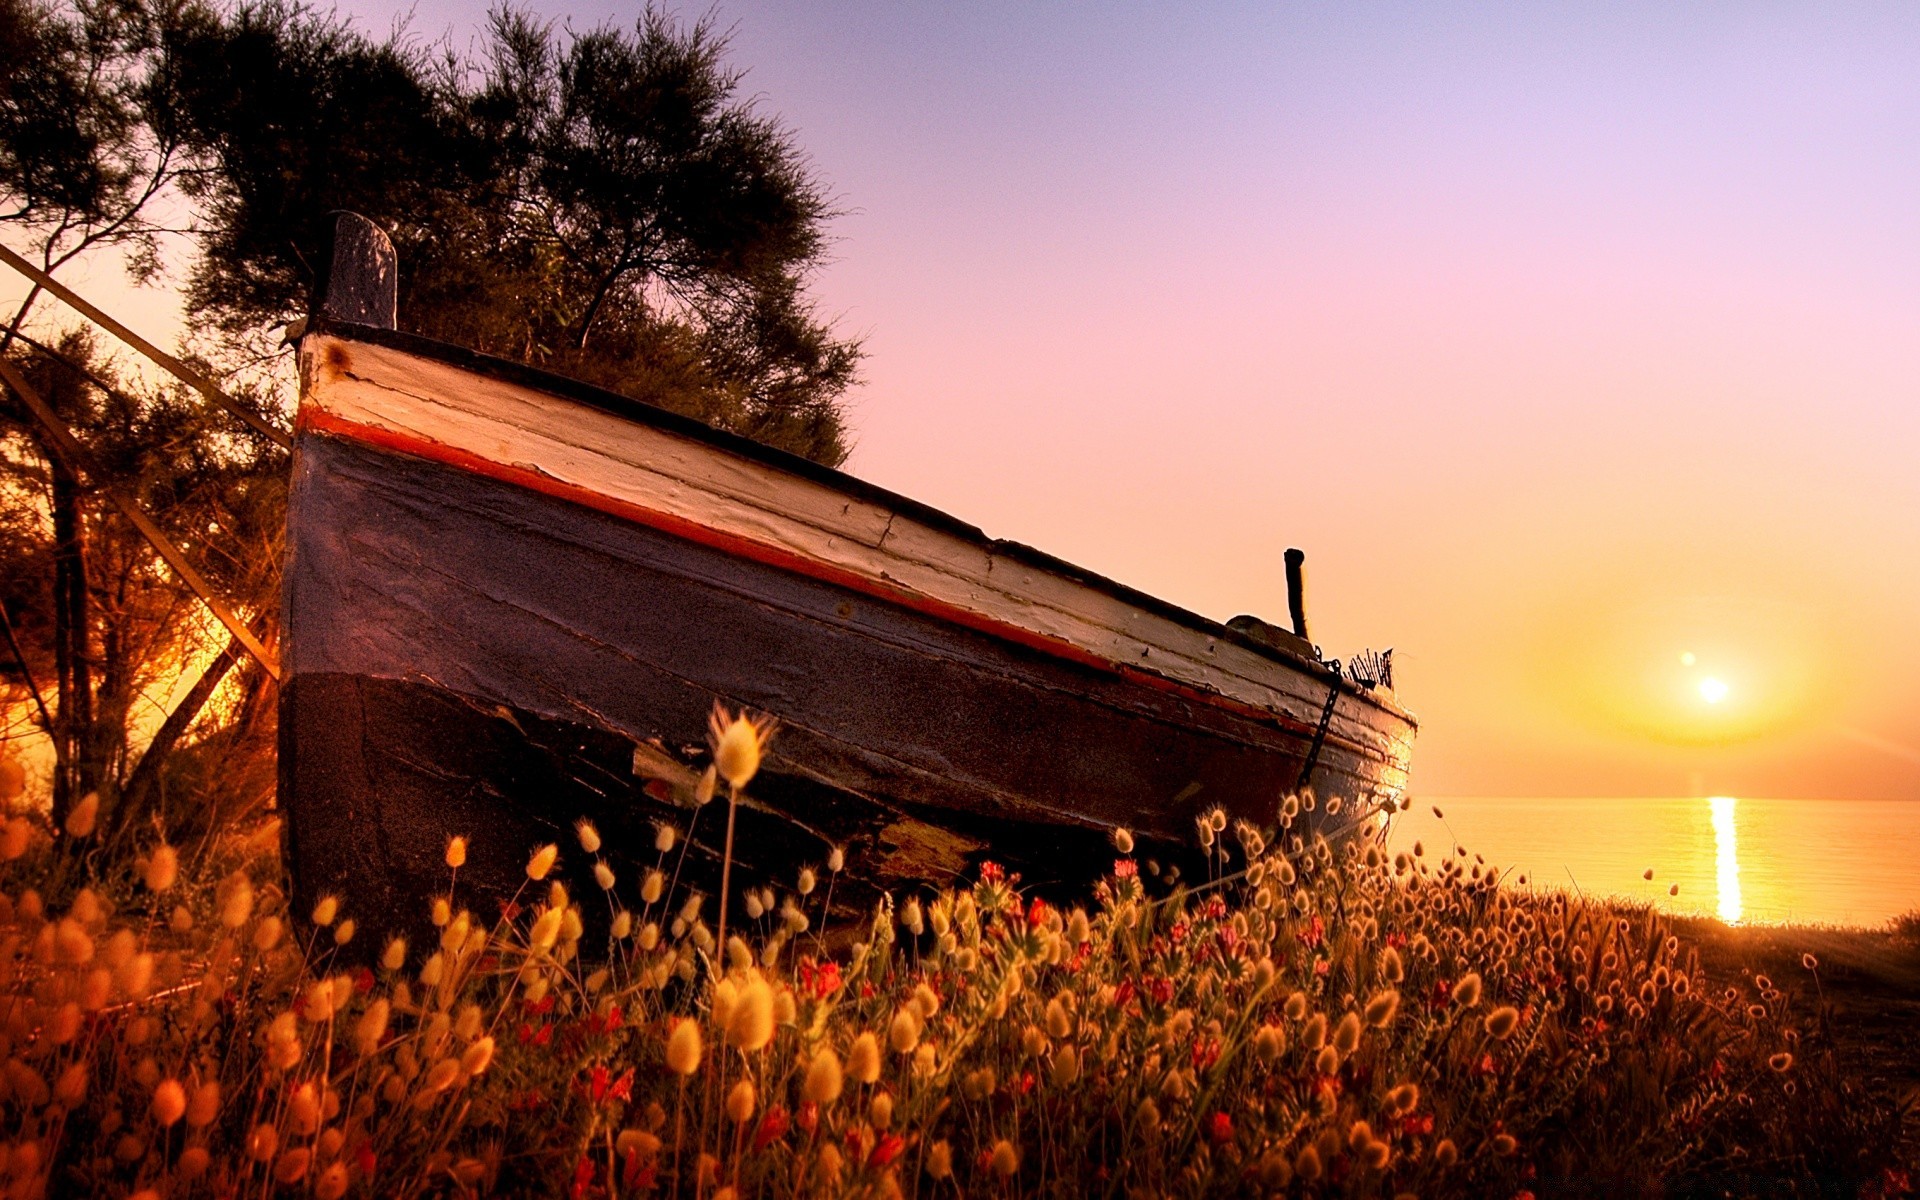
[
  {"left": 299, "top": 333, "right": 1411, "bottom": 764},
  {"left": 281, "top": 314, "right": 1416, "bottom": 940}
]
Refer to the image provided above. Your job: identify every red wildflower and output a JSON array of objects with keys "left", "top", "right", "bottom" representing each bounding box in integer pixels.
[
  {"left": 797, "top": 1101, "right": 819, "bottom": 1135},
  {"left": 1207, "top": 1111, "right": 1233, "bottom": 1145},
  {"left": 1114, "top": 858, "right": 1138, "bottom": 878},
  {"left": 569, "top": 1157, "right": 595, "bottom": 1200},
  {"left": 621, "top": 1150, "right": 656, "bottom": 1191},
  {"left": 979, "top": 861, "right": 1005, "bottom": 884},
  {"left": 351, "top": 967, "right": 375, "bottom": 994},
  {"left": 1027, "top": 897, "right": 1048, "bottom": 926},
  {"left": 754, "top": 1106, "right": 789, "bottom": 1150},
  {"left": 354, "top": 1141, "right": 376, "bottom": 1178},
  {"left": 1019, "top": 1071, "right": 1036, "bottom": 1097},
  {"left": 870, "top": 1134, "right": 905, "bottom": 1167},
  {"left": 609, "top": 1068, "right": 633, "bottom": 1103}
]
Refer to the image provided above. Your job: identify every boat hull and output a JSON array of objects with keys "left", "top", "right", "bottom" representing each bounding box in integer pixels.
[{"left": 281, "top": 426, "right": 1412, "bottom": 929}]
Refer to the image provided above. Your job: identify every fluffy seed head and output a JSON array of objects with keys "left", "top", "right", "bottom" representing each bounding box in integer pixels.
[
  {"left": 848, "top": 1031, "right": 881, "bottom": 1083},
  {"left": 144, "top": 844, "right": 179, "bottom": 892},
  {"left": 575, "top": 819, "right": 601, "bottom": 853},
  {"left": 1453, "top": 971, "right": 1483, "bottom": 1009},
  {"left": 888, "top": 1006, "right": 920, "bottom": 1054},
  {"left": 711, "top": 709, "right": 765, "bottom": 789},
  {"left": 803, "top": 1047, "right": 844, "bottom": 1105},
  {"left": 665, "top": 1019, "right": 702, "bottom": 1075},
  {"left": 726, "top": 1079, "right": 756, "bottom": 1123},
  {"left": 594, "top": 861, "right": 616, "bottom": 890},
  {"left": 1485, "top": 1005, "right": 1520, "bottom": 1039},
  {"left": 1365, "top": 989, "right": 1400, "bottom": 1029},
  {"left": 729, "top": 976, "right": 775, "bottom": 1051},
  {"left": 65, "top": 791, "right": 99, "bottom": 838},
  {"left": 152, "top": 1078, "right": 188, "bottom": 1126},
  {"left": 526, "top": 844, "right": 559, "bottom": 880},
  {"left": 1111, "top": 827, "right": 1134, "bottom": 853},
  {"left": 445, "top": 836, "right": 467, "bottom": 869}
]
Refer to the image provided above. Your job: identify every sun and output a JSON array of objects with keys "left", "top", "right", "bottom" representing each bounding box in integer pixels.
[{"left": 1698, "top": 677, "right": 1730, "bottom": 705}]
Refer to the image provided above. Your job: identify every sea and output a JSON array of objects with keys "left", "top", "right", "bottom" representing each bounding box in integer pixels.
[{"left": 1382, "top": 796, "right": 1920, "bottom": 929}]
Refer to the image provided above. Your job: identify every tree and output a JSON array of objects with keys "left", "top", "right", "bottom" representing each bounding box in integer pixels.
[
  {"left": 168, "top": 2, "right": 861, "bottom": 464},
  {"left": 1, "top": 0, "right": 862, "bottom": 839}
]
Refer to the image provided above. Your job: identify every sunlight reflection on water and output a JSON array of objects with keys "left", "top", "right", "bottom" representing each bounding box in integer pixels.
[{"left": 1385, "top": 796, "right": 1920, "bottom": 928}]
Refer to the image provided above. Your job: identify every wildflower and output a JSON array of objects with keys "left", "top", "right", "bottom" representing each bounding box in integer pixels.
[
  {"left": 1453, "top": 971, "right": 1483, "bottom": 1009},
  {"left": 1365, "top": 989, "right": 1400, "bottom": 1028},
  {"left": 1111, "top": 826, "right": 1134, "bottom": 853},
  {"left": 727, "top": 1079, "right": 756, "bottom": 1123},
  {"left": 144, "top": 844, "right": 179, "bottom": 891},
  {"left": 247, "top": 1123, "right": 279, "bottom": 1162},
  {"left": 55, "top": 1062, "right": 88, "bottom": 1105},
  {"left": 1253, "top": 1024, "right": 1285, "bottom": 1063},
  {"left": 315, "top": 1163, "right": 350, "bottom": 1200},
  {"left": 311, "top": 894, "right": 339, "bottom": 926},
  {"left": 446, "top": 836, "right": 468, "bottom": 868},
  {"left": 990, "top": 1139, "right": 1020, "bottom": 1177},
  {"left": 1486, "top": 1005, "right": 1521, "bottom": 1039},
  {"left": 219, "top": 872, "right": 254, "bottom": 928},
  {"left": 594, "top": 860, "right": 616, "bottom": 890},
  {"left": 804, "top": 1047, "right": 844, "bottom": 1104},
  {"left": 187, "top": 1080, "right": 221, "bottom": 1128},
  {"left": 711, "top": 708, "right": 765, "bottom": 789},
  {"left": 1296, "top": 1144, "right": 1323, "bottom": 1181},
  {"left": 152, "top": 1078, "right": 188, "bottom": 1126},
  {"left": 65, "top": 791, "right": 99, "bottom": 838},
  {"left": 848, "top": 1032, "right": 881, "bottom": 1083},
  {"left": 730, "top": 976, "right": 776, "bottom": 1051},
  {"left": 666, "top": 1019, "right": 702, "bottom": 1076},
  {"left": 275, "top": 1147, "right": 313, "bottom": 1184},
  {"left": 575, "top": 819, "right": 601, "bottom": 853},
  {"left": 1052, "top": 1045, "right": 1081, "bottom": 1086},
  {"left": 889, "top": 1006, "right": 921, "bottom": 1054},
  {"left": 527, "top": 843, "right": 559, "bottom": 880}
]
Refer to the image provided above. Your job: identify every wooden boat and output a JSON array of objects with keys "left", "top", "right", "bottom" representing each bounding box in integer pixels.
[{"left": 280, "top": 216, "right": 1416, "bottom": 931}]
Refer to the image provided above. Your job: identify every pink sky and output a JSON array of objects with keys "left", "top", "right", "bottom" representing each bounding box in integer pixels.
[{"left": 14, "top": 3, "right": 1920, "bottom": 799}]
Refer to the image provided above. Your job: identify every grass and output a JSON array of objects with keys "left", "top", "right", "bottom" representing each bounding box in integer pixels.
[{"left": 0, "top": 716, "right": 1910, "bottom": 1199}]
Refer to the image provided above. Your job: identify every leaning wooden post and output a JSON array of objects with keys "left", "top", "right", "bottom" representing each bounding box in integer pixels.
[{"left": 1284, "top": 547, "right": 1311, "bottom": 643}]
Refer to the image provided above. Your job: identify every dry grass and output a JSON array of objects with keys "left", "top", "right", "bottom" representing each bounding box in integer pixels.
[{"left": 0, "top": 720, "right": 1906, "bottom": 1198}]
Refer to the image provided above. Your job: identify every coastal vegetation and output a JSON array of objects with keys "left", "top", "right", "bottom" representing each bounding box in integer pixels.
[{"left": 0, "top": 716, "right": 1906, "bottom": 1198}]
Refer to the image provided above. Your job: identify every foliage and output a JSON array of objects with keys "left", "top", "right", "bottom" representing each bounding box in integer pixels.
[
  {"left": 0, "top": 332, "right": 283, "bottom": 833},
  {"left": 163, "top": 1, "right": 860, "bottom": 464},
  {"left": 0, "top": 716, "right": 1898, "bottom": 1199}
]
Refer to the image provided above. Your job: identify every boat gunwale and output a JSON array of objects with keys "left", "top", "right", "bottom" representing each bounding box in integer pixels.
[{"left": 302, "top": 315, "right": 1417, "bottom": 730}]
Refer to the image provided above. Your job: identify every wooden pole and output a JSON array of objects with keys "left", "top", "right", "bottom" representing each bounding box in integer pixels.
[
  {"left": 1284, "top": 547, "right": 1311, "bottom": 643},
  {"left": 0, "top": 242, "right": 291, "bottom": 450},
  {"left": 0, "top": 354, "right": 280, "bottom": 681}
]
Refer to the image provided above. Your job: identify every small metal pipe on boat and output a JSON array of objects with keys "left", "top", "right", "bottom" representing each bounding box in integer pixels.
[{"left": 1285, "top": 547, "right": 1310, "bottom": 642}]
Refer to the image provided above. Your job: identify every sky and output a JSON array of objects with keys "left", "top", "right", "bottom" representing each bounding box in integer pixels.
[{"left": 13, "top": 2, "right": 1920, "bottom": 800}]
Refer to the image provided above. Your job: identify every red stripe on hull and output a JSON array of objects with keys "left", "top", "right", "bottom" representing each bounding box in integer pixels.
[{"left": 297, "top": 407, "right": 1380, "bottom": 752}]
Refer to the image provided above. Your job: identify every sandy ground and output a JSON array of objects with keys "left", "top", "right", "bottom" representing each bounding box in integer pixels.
[{"left": 1676, "top": 916, "right": 1920, "bottom": 1170}]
